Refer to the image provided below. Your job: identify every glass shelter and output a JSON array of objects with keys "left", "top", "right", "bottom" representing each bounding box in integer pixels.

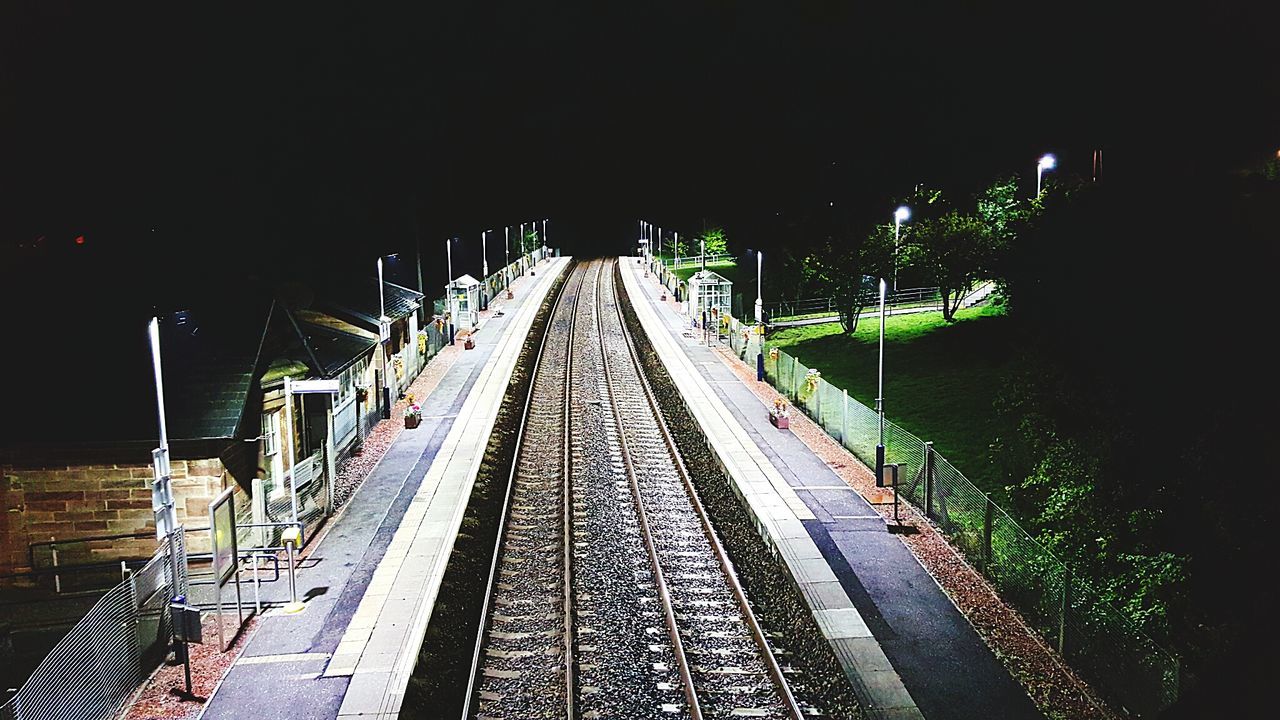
[
  {"left": 445, "top": 274, "right": 481, "bottom": 331},
  {"left": 688, "top": 269, "right": 733, "bottom": 325}
]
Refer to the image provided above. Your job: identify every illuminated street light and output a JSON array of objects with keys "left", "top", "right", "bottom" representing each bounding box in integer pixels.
[
  {"left": 893, "top": 205, "right": 911, "bottom": 292},
  {"left": 1036, "top": 153, "right": 1057, "bottom": 196}
]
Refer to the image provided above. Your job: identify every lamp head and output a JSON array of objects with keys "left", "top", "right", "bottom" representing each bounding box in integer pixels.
[
  {"left": 1038, "top": 153, "right": 1057, "bottom": 171},
  {"left": 894, "top": 206, "right": 911, "bottom": 223}
]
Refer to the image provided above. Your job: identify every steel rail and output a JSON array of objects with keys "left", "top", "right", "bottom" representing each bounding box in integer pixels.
[
  {"left": 461, "top": 260, "right": 581, "bottom": 720},
  {"left": 608, "top": 258, "right": 808, "bottom": 720},
  {"left": 594, "top": 259, "right": 705, "bottom": 720}
]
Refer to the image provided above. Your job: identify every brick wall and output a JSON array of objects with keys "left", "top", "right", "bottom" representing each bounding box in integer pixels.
[{"left": 0, "top": 458, "right": 229, "bottom": 575}]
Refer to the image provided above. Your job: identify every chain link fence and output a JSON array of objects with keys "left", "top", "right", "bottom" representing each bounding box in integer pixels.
[
  {"left": 736, "top": 326, "right": 1179, "bottom": 716},
  {"left": 1, "top": 530, "right": 186, "bottom": 720}
]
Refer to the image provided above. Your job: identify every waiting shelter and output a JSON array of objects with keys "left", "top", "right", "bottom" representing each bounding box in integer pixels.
[
  {"left": 445, "top": 274, "right": 481, "bottom": 332},
  {"left": 687, "top": 269, "right": 733, "bottom": 326}
]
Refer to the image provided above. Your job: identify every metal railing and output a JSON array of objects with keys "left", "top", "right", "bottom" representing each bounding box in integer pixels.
[
  {"left": 1, "top": 529, "right": 186, "bottom": 720},
  {"left": 657, "top": 253, "right": 734, "bottom": 270},
  {"left": 710, "top": 311, "right": 1179, "bottom": 717},
  {"left": 763, "top": 287, "right": 943, "bottom": 322}
]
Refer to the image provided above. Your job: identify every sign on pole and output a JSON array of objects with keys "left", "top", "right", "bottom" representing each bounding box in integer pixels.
[{"left": 151, "top": 447, "right": 176, "bottom": 541}]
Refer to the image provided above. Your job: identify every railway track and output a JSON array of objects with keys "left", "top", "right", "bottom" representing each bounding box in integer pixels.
[
  {"left": 464, "top": 260, "right": 585, "bottom": 720},
  {"left": 466, "top": 258, "right": 807, "bottom": 720}
]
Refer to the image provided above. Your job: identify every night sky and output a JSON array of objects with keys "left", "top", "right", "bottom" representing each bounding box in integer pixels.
[{"left": 3, "top": 1, "right": 1275, "bottom": 286}]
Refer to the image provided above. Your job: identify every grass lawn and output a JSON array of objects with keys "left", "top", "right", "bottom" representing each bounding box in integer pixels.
[
  {"left": 767, "top": 304, "right": 1014, "bottom": 497},
  {"left": 672, "top": 260, "right": 738, "bottom": 284}
]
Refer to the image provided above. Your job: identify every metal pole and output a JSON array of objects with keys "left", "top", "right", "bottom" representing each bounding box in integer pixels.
[
  {"left": 415, "top": 231, "right": 424, "bottom": 323},
  {"left": 482, "top": 231, "right": 489, "bottom": 277},
  {"left": 377, "top": 257, "right": 385, "bottom": 322},
  {"left": 284, "top": 375, "right": 299, "bottom": 524},
  {"left": 446, "top": 239, "right": 456, "bottom": 342},
  {"left": 983, "top": 498, "right": 995, "bottom": 573},
  {"left": 1037, "top": 165, "right": 1043, "bottom": 197},
  {"left": 894, "top": 217, "right": 901, "bottom": 292},
  {"left": 51, "top": 538, "right": 60, "bottom": 593},
  {"left": 149, "top": 317, "right": 188, "bottom": 693},
  {"left": 924, "top": 441, "right": 934, "bottom": 518},
  {"left": 1059, "top": 570, "right": 1071, "bottom": 654},
  {"left": 754, "top": 251, "right": 763, "bottom": 324},
  {"left": 377, "top": 257, "right": 389, "bottom": 412},
  {"left": 875, "top": 279, "right": 887, "bottom": 486},
  {"left": 842, "top": 389, "right": 848, "bottom": 445}
]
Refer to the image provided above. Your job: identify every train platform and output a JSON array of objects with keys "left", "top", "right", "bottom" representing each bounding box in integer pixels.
[
  {"left": 619, "top": 258, "right": 1042, "bottom": 720},
  {"left": 198, "top": 256, "right": 569, "bottom": 720}
]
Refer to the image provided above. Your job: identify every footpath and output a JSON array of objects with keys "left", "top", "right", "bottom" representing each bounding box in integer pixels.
[
  {"left": 621, "top": 258, "right": 1042, "bottom": 720},
  {"left": 194, "top": 257, "right": 569, "bottom": 720}
]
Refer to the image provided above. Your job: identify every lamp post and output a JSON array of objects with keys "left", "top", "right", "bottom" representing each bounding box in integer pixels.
[
  {"left": 377, "top": 256, "right": 393, "bottom": 416},
  {"left": 504, "top": 226, "right": 510, "bottom": 278},
  {"left": 875, "top": 278, "right": 888, "bottom": 486},
  {"left": 1036, "top": 153, "right": 1056, "bottom": 197},
  {"left": 446, "top": 238, "right": 457, "bottom": 344},
  {"left": 754, "top": 250, "right": 763, "bottom": 324},
  {"left": 481, "top": 230, "right": 489, "bottom": 277},
  {"left": 147, "top": 316, "right": 192, "bottom": 693},
  {"left": 542, "top": 218, "right": 548, "bottom": 255},
  {"left": 893, "top": 205, "right": 911, "bottom": 292}
]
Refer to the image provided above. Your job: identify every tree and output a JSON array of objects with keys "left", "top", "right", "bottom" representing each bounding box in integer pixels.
[
  {"left": 976, "top": 176, "right": 1029, "bottom": 247},
  {"left": 904, "top": 211, "right": 993, "bottom": 321},
  {"left": 698, "top": 227, "right": 728, "bottom": 256},
  {"left": 800, "top": 229, "right": 891, "bottom": 334},
  {"left": 670, "top": 234, "right": 688, "bottom": 259},
  {"left": 521, "top": 229, "right": 539, "bottom": 254}
]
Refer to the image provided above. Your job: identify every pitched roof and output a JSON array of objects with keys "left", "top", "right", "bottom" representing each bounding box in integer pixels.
[
  {"left": 292, "top": 315, "right": 376, "bottom": 378},
  {"left": 160, "top": 299, "right": 273, "bottom": 440},
  {"left": 317, "top": 278, "right": 425, "bottom": 330},
  {"left": 1, "top": 292, "right": 274, "bottom": 445}
]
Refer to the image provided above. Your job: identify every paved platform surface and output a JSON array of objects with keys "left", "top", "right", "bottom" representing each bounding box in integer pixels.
[
  {"left": 621, "top": 258, "right": 1042, "bottom": 720},
  {"left": 199, "top": 257, "right": 568, "bottom": 720}
]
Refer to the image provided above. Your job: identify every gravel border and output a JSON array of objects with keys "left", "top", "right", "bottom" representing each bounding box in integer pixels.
[
  {"left": 709, "top": 341, "right": 1120, "bottom": 720},
  {"left": 117, "top": 616, "right": 258, "bottom": 720}
]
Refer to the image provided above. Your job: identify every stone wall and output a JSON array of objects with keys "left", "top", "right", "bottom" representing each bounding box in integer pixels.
[{"left": 0, "top": 458, "right": 229, "bottom": 575}]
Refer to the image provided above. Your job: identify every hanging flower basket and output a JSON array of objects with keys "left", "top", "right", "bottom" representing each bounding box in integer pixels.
[
  {"left": 805, "top": 368, "right": 822, "bottom": 394},
  {"left": 768, "top": 347, "right": 780, "bottom": 361},
  {"left": 417, "top": 331, "right": 428, "bottom": 355},
  {"left": 393, "top": 356, "right": 405, "bottom": 380}
]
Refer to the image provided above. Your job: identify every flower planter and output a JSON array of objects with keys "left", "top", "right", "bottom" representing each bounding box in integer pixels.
[
  {"left": 464, "top": 337, "right": 476, "bottom": 350},
  {"left": 769, "top": 411, "right": 789, "bottom": 430},
  {"left": 404, "top": 414, "right": 421, "bottom": 429}
]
